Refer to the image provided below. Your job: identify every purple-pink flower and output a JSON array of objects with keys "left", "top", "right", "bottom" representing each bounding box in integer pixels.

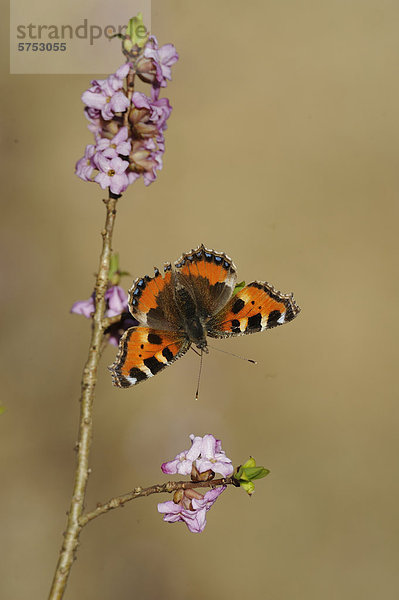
[
  {"left": 157, "top": 486, "right": 226, "bottom": 534},
  {"left": 94, "top": 155, "right": 130, "bottom": 195},
  {"left": 70, "top": 296, "right": 96, "bottom": 319},
  {"left": 161, "top": 434, "right": 234, "bottom": 478},
  {"left": 71, "top": 285, "right": 128, "bottom": 319},
  {"left": 71, "top": 285, "right": 137, "bottom": 346},
  {"left": 144, "top": 36, "right": 179, "bottom": 89},
  {"left": 81, "top": 68, "right": 130, "bottom": 121},
  {"left": 131, "top": 91, "right": 172, "bottom": 135},
  {"left": 76, "top": 30, "right": 178, "bottom": 195},
  {"left": 75, "top": 144, "right": 96, "bottom": 181},
  {"left": 105, "top": 312, "right": 138, "bottom": 347},
  {"left": 95, "top": 126, "right": 131, "bottom": 159}
]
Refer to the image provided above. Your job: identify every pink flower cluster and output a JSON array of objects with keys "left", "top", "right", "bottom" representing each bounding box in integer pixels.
[
  {"left": 161, "top": 434, "right": 234, "bottom": 478},
  {"left": 71, "top": 285, "right": 128, "bottom": 319},
  {"left": 75, "top": 36, "right": 178, "bottom": 194},
  {"left": 158, "top": 487, "right": 226, "bottom": 534},
  {"left": 71, "top": 285, "right": 137, "bottom": 346},
  {"left": 158, "top": 434, "right": 233, "bottom": 533}
]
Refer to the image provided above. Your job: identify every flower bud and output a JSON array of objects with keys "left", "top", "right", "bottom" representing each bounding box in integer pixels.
[
  {"left": 233, "top": 457, "right": 270, "bottom": 495},
  {"left": 191, "top": 464, "right": 214, "bottom": 482},
  {"left": 240, "top": 481, "right": 255, "bottom": 496},
  {"left": 173, "top": 489, "right": 184, "bottom": 504},
  {"left": 184, "top": 488, "right": 203, "bottom": 501},
  {"left": 126, "top": 13, "right": 149, "bottom": 49},
  {"left": 122, "top": 36, "right": 134, "bottom": 54},
  {"left": 135, "top": 56, "right": 157, "bottom": 84}
]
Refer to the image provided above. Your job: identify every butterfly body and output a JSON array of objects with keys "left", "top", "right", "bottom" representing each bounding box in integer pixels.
[
  {"left": 171, "top": 277, "right": 209, "bottom": 350},
  {"left": 109, "top": 244, "right": 300, "bottom": 388}
]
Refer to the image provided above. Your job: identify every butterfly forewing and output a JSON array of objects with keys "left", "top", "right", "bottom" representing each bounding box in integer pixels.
[
  {"left": 206, "top": 281, "right": 300, "bottom": 337},
  {"left": 174, "top": 244, "right": 237, "bottom": 317},
  {"left": 129, "top": 266, "right": 181, "bottom": 331}
]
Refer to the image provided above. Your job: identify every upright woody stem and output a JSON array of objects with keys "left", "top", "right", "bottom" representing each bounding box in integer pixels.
[{"left": 48, "top": 194, "right": 118, "bottom": 600}]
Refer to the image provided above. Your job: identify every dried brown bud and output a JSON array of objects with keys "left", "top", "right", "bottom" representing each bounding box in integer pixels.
[
  {"left": 135, "top": 56, "right": 157, "bottom": 85},
  {"left": 191, "top": 464, "right": 215, "bottom": 482},
  {"left": 173, "top": 489, "right": 184, "bottom": 504}
]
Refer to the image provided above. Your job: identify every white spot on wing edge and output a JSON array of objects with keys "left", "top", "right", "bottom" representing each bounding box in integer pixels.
[
  {"left": 155, "top": 351, "right": 168, "bottom": 365},
  {"left": 141, "top": 365, "right": 154, "bottom": 378},
  {"left": 239, "top": 317, "right": 248, "bottom": 332}
]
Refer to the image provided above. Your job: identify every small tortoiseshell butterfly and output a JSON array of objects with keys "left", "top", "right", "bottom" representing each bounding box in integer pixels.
[{"left": 109, "top": 244, "right": 300, "bottom": 387}]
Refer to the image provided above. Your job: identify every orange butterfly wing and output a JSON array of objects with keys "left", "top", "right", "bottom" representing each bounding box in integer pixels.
[
  {"left": 109, "top": 327, "right": 190, "bottom": 388},
  {"left": 207, "top": 281, "right": 300, "bottom": 337}
]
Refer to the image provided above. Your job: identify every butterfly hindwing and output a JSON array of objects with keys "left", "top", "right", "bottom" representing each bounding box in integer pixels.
[
  {"left": 207, "top": 281, "right": 300, "bottom": 338},
  {"left": 109, "top": 326, "right": 190, "bottom": 388},
  {"left": 174, "top": 244, "right": 237, "bottom": 317}
]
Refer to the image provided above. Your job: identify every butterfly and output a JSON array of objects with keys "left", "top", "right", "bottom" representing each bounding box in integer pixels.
[{"left": 109, "top": 244, "right": 300, "bottom": 387}]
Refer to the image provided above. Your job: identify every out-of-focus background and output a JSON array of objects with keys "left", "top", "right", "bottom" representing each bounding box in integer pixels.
[{"left": 1, "top": 1, "right": 399, "bottom": 599}]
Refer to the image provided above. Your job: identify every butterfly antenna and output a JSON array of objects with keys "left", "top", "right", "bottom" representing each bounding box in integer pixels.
[
  {"left": 195, "top": 349, "right": 204, "bottom": 400},
  {"left": 207, "top": 343, "right": 257, "bottom": 365}
]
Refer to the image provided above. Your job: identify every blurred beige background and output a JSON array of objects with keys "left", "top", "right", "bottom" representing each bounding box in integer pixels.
[{"left": 1, "top": 1, "right": 399, "bottom": 599}]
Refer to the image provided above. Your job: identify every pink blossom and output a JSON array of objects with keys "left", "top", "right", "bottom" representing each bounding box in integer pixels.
[
  {"left": 114, "top": 62, "right": 131, "bottom": 81},
  {"left": 142, "top": 141, "right": 163, "bottom": 186},
  {"left": 149, "top": 94, "right": 172, "bottom": 132},
  {"left": 84, "top": 107, "right": 102, "bottom": 138},
  {"left": 161, "top": 435, "right": 203, "bottom": 475},
  {"left": 131, "top": 91, "right": 172, "bottom": 133},
  {"left": 130, "top": 91, "right": 150, "bottom": 111},
  {"left": 161, "top": 434, "right": 233, "bottom": 478},
  {"left": 85, "top": 107, "right": 101, "bottom": 121},
  {"left": 157, "top": 486, "right": 226, "bottom": 533},
  {"left": 94, "top": 155, "right": 130, "bottom": 195},
  {"left": 104, "top": 286, "right": 128, "bottom": 316},
  {"left": 106, "top": 312, "right": 138, "bottom": 347},
  {"left": 195, "top": 434, "right": 234, "bottom": 477},
  {"left": 127, "top": 171, "right": 140, "bottom": 185},
  {"left": 71, "top": 286, "right": 128, "bottom": 320},
  {"left": 71, "top": 286, "right": 136, "bottom": 346},
  {"left": 75, "top": 144, "right": 96, "bottom": 181},
  {"left": 95, "top": 127, "right": 131, "bottom": 159},
  {"left": 70, "top": 297, "right": 95, "bottom": 319},
  {"left": 76, "top": 40, "right": 177, "bottom": 193},
  {"left": 144, "top": 36, "right": 179, "bottom": 88},
  {"left": 103, "top": 91, "right": 130, "bottom": 120},
  {"left": 128, "top": 137, "right": 164, "bottom": 186},
  {"left": 82, "top": 72, "right": 130, "bottom": 121}
]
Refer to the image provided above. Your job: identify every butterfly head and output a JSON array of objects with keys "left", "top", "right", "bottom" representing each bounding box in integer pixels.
[{"left": 195, "top": 338, "right": 209, "bottom": 354}]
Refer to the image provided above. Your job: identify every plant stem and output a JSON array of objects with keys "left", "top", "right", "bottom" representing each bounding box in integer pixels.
[
  {"left": 48, "top": 194, "right": 118, "bottom": 600},
  {"left": 80, "top": 477, "right": 236, "bottom": 526},
  {"left": 123, "top": 69, "right": 135, "bottom": 127}
]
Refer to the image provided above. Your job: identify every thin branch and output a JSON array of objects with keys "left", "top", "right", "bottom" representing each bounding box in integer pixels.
[
  {"left": 48, "top": 194, "right": 118, "bottom": 600},
  {"left": 102, "top": 314, "right": 123, "bottom": 329},
  {"left": 80, "top": 476, "right": 237, "bottom": 527},
  {"left": 123, "top": 68, "right": 135, "bottom": 127}
]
